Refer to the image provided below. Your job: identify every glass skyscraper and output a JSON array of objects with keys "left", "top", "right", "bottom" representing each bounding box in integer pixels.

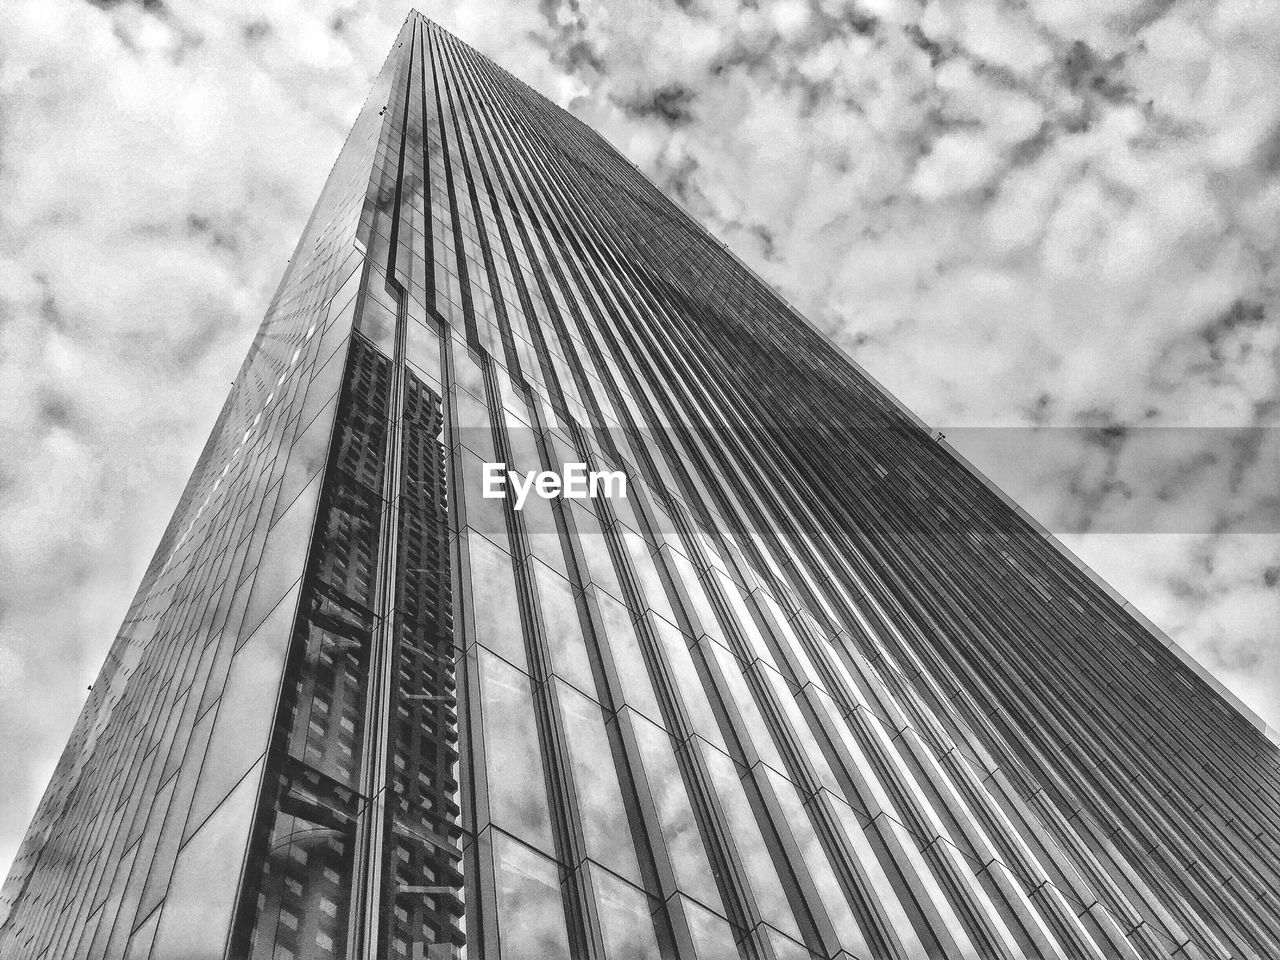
[{"left": 3, "top": 11, "right": 1279, "bottom": 960}]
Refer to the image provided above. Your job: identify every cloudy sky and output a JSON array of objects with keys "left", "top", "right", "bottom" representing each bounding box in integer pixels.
[{"left": 2, "top": 0, "right": 1279, "bottom": 879}]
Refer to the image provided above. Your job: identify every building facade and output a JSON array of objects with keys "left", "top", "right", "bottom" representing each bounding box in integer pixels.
[{"left": 3, "top": 11, "right": 1280, "bottom": 960}]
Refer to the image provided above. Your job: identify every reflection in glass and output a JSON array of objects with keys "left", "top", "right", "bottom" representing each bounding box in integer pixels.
[
  {"left": 622, "top": 529, "right": 677, "bottom": 626},
  {"left": 406, "top": 316, "right": 443, "bottom": 387},
  {"left": 479, "top": 650, "right": 555, "bottom": 853},
  {"left": 827, "top": 794, "right": 932, "bottom": 960},
  {"left": 240, "top": 473, "right": 319, "bottom": 641},
  {"left": 276, "top": 394, "right": 338, "bottom": 517},
  {"left": 667, "top": 549, "right": 724, "bottom": 643},
  {"left": 493, "top": 832, "right": 571, "bottom": 960},
  {"left": 556, "top": 682, "right": 641, "bottom": 883},
  {"left": 503, "top": 420, "right": 542, "bottom": 475},
  {"left": 523, "top": 494, "right": 567, "bottom": 576},
  {"left": 184, "top": 586, "right": 296, "bottom": 841},
  {"left": 594, "top": 590, "right": 662, "bottom": 721},
  {"left": 150, "top": 759, "right": 263, "bottom": 960},
  {"left": 715, "top": 572, "right": 778, "bottom": 672},
  {"left": 679, "top": 895, "right": 741, "bottom": 960},
  {"left": 764, "top": 769, "right": 868, "bottom": 956},
  {"left": 629, "top": 712, "right": 723, "bottom": 912},
  {"left": 590, "top": 865, "right": 662, "bottom": 960},
  {"left": 653, "top": 619, "right": 725, "bottom": 750},
  {"left": 768, "top": 927, "right": 815, "bottom": 960},
  {"left": 460, "top": 448, "right": 509, "bottom": 545},
  {"left": 535, "top": 562, "right": 596, "bottom": 696},
  {"left": 452, "top": 388, "right": 496, "bottom": 462},
  {"left": 387, "top": 371, "right": 465, "bottom": 958},
  {"left": 756, "top": 662, "right": 842, "bottom": 797},
  {"left": 452, "top": 342, "right": 487, "bottom": 399},
  {"left": 573, "top": 505, "right": 623, "bottom": 599},
  {"left": 700, "top": 745, "right": 801, "bottom": 940},
  {"left": 704, "top": 639, "right": 786, "bottom": 773},
  {"left": 468, "top": 532, "right": 525, "bottom": 670},
  {"left": 124, "top": 905, "right": 161, "bottom": 960},
  {"left": 356, "top": 284, "right": 397, "bottom": 356}
]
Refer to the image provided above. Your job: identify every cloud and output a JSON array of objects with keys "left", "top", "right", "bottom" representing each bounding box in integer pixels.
[
  {"left": 619, "top": 82, "right": 697, "bottom": 126},
  {"left": 3, "top": 0, "right": 1280, "bottom": 887}
]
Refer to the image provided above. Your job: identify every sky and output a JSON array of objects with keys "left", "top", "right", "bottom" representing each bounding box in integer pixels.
[{"left": 2, "top": 0, "right": 1279, "bottom": 880}]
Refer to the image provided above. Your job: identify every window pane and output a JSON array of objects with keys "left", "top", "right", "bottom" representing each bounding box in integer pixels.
[
  {"left": 827, "top": 794, "right": 932, "bottom": 959},
  {"left": 522, "top": 491, "right": 567, "bottom": 576},
  {"left": 668, "top": 550, "right": 724, "bottom": 643},
  {"left": 715, "top": 572, "right": 778, "bottom": 672},
  {"left": 768, "top": 927, "right": 816, "bottom": 960},
  {"left": 468, "top": 532, "right": 525, "bottom": 670},
  {"left": 276, "top": 394, "right": 337, "bottom": 516},
  {"left": 452, "top": 387, "right": 496, "bottom": 462},
  {"left": 125, "top": 906, "right": 161, "bottom": 960},
  {"left": 653, "top": 619, "right": 725, "bottom": 751},
  {"left": 480, "top": 650, "right": 554, "bottom": 853},
  {"left": 679, "top": 895, "right": 740, "bottom": 960},
  {"left": 184, "top": 584, "right": 296, "bottom": 842},
  {"left": 573, "top": 504, "right": 623, "bottom": 599},
  {"left": 149, "top": 758, "right": 263, "bottom": 959},
  {"left": 756, "top": 662, "right": 841, "bottom": 795},
  {"left": 595, "top": 591, "right": 662, "bottom": 722},
  {"left": 591, "top": 866, "right": 661, "bottom": 960},
  {"left": 701, "top": 745, "right": 800, "bottom": 940},
  {"left": 503, "top": 418, "right": 541, "bottom": 474},
  {"left": 704, "top": 639, "right": 785, "bottom": 772},
  {"left": 356, "top": 288, "right": 396, "bottom": 356},
  {"left": 452, "top": 343, "right": 487, "bottom": 399},
  {"left": 535, "top": 562, "right": 595, "bottom": 696},
  {"left": 493, "top": 833, "right": 571, "bottom": 960},
  {"left": 765, "top": 769, "right": 870, "bottom": 956},
  {"left": 460, "top": 448, "right": 509, "bottom": 546},
  {"left": 629, "top": 712, "right": 722, "bottom": 912},
  {"left": 622, "top": 530, "right": 676, "bottom": 626},
  {"left": 556, "top": 682, "right": 641, "bottom": 883},
  {"left": 406, "top": 316, "right": 442, "bottom": 387},
  {"left": 241, "top": 473, "right": 319, "bottom": 641}
]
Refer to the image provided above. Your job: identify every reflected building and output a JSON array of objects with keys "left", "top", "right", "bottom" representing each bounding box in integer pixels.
[{"left": 4, "top": 11, "right": 1280, "bottom": 960}]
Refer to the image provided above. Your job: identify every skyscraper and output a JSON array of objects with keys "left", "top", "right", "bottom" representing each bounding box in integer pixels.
[{"left": 3, "top": 8, "right": 1279, "bottom": 958}]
